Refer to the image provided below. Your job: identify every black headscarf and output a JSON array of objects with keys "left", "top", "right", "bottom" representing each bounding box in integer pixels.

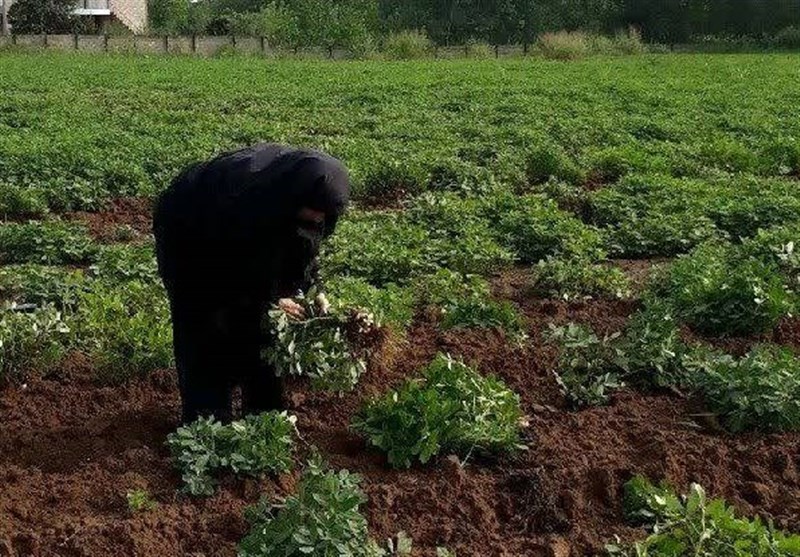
[{"left": 154, "top": 143, "right": 350, "bottom": 298}]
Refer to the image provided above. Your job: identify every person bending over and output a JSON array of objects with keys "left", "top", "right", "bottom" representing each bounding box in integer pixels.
[{"left": 153, "top": 143, "right": 349, "bottom": 424}]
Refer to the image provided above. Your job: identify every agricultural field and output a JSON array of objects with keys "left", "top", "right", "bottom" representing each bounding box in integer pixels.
[{"left": 1, "top": 51, "right": 800, "bottom": 556}]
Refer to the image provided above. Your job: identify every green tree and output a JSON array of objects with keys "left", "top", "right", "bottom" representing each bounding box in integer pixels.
[
  {"left": 148, "top": 0, "right": 189, "bottom": 35},
  {"left": 8, "top": 0, "right": 77, "bottom": 34}
]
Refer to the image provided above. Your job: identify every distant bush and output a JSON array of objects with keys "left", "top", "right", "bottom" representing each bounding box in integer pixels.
[
  {"left": 774, "top": 26, "right": 800, "bottom": 49},
  {"left": 465, "top": 41, "right": 493, "bottom": 59},
  {"left": 612, "top": 27, "right": 646, "bottom": 54},
  {"left": 352, "top": 354, "right": 524, "bottom": 468},
  {"left": 537, "top": 31, "right": 591, "bottom": 60},
  {"left": 383, "top": 29, "right": 432, "bottom": 60}
]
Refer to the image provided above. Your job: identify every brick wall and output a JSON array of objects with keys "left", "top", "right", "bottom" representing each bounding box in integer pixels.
[{"left": 110, "top": 0, "right": 146, "bottom": 34}]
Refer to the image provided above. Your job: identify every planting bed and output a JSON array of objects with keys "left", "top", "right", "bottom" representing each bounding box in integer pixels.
[
  {"left": 3, "top": 52, "right": 800, "bottom": 556},
  {"left": 0, "top": 203, "right": 798, "bottom": 556}
]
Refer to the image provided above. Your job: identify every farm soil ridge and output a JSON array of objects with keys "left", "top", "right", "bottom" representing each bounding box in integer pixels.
[
  {"left": 2, "top": 279, "right": 800, "bottom": 556},
  {"left": 3, "top": 201, "right": 799, "bottom": 556}
]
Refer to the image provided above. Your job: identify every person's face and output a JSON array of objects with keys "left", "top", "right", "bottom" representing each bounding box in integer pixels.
[{"left": 296, "top": 207, "right": 326, "bottom": 242}]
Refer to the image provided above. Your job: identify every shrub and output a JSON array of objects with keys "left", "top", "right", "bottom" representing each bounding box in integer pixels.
[
  {"left": 684, "top": 345, "right": 800, "bottom": 433},
  {"left": 546, "top": 323, "right": 623, "bottom": 407},
  {"left": 537, "top": 31, "right": 591, "bottom": 60},
  {"left": 352, "top": 354, "right": 524, "bottom": 468},
  {"left": 611, "top": 27, "right": 646, "bottom": 55},
  {"left": 239, "top": 457, "right": 385, "bottom": 557},
  {"left": 532, "top": 257, "right": 631, "bottom": 301},
  {"left": 383, "top": 29, "right": 432, "bottom": 60},
  {"left": 608, "top": 476, "right": 800, "bottom": 556},
  {"left": 167, "top": 412, "right": 296, "bottom": 497},
  {"left": 8, "top": 0, "right": 78, "bottom": 34},
  {"left": 465, "top": 41, "right": 493, "bottom": 59},
  {"left": 0, "top": 221, "right": 97, "bottom": 265},
  {"left": 774, "top": 26, "right": 800, "bottom": 49},
  {"left": 73, "top": 281, "right": 173, "bottom": 382},
  {"left": 265, "top": 288, "right": 382, "bottom": 392},
  {"left": 0, "top": 303, "right": 70, "bottom": 382},
  {"left": 653, "top": 242, "right": 794, "bottom": 336}
]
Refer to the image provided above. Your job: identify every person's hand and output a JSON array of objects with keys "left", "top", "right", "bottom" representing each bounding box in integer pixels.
[
  {"left": 315, "top": 292, "right": 331, "bottom": 315},
  {"left": 278, "top": 298, "right": 306, "bottom": 320}
]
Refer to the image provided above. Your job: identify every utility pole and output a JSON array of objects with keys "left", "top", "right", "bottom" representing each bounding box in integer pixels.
[{"left": 1, "top": 0, "right": 9, "bottom": 37}]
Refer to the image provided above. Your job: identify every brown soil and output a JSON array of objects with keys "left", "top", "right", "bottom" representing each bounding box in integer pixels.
[
  {"left": 3, "top": 267, "right": 800, "bottom": 557},
  {"left": 66, "top": 197, "right": 154, "bottom": 243}
]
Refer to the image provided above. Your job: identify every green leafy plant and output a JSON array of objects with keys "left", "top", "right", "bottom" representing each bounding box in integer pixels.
[
  {"left": 72, "top": 281, "right": 173, "bottom": 382},
  {"left": 167, "top": 412, "right": 296, "bottom": 497},
  {"left": 322, "top": 213, "right": 438, "bottom": 286},
  {"left": 239, "top": 456, "right": 386, "bottom": 557},
  {"left": 652, "top": 241, "right": 795, "bottom": 336},
  {"left": 0, "top": 221, "right": 97, "bottom": 265},
  {"left": 683, "top": 345, "right": 800, "bottom": 433},
  {"left": 352, "top": 354, "right": 524, "bottom": 468},
  {"left": 485, "top": 193, "right": 605, "bottom": 264},
  {"left": 607, "top": 476, "right": 800, "bottom": 556},
  {"left": 0, "top": 264, "right": 86, "bottom": 310},
  {"left": 265, "top": 288, "right": 382, "bottom": 393},
  {"left": 0, "top": 302, "right": 70, "bottom": 382},
  {"left": 90, "top": 243, "right": 159, "bottom": 284},
  {"left": 126, "top": 489, "right": 158, "bottom": 513},
  {"left": 546, "top": 323, "right": 624, "bottom": 407},
  {"left": 532, "top": 257, "right": 631, "bottom": 301}
]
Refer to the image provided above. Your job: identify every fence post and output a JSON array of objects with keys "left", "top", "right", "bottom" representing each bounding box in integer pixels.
[
  {"left": 44, "top": 33, "right": 48, "bottom": 48},
  {"left": 163, "top": 35, "right": 168, "bottom": 53},
  {"left": 73, "top": 33, "right": 78, "bottom": 50},
  {"left": 328, "top": 45, "right": 333, "bottom": 59},
  {"left": 260, "top": 36, "right": 265, "bottom": 55},
  {"left": 495, "top": 44, "right": 499, "bottom": 58},
  {"left": 523, "top": 42, "right": 528, "bottom": 56},
  {"left": 191, "top": 33, "right": 196, "bottom": 53},
  {"left": 231, "top": 35, "right": 236, "bottom": 49},
  {"left": 104, "top": 33, "right": 109, "bottom": 52},
  {"left": 464, "top": 44, "right": 468, "bottom": 57}
]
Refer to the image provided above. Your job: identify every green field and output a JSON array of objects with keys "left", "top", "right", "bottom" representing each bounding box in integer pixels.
[{"left": 1, "top": 52, "right": 800, "bottom": 556}]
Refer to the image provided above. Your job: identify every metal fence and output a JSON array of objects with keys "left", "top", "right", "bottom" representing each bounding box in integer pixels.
[{"left": 0, "top": 34, "right": 531, "bottom": 59}]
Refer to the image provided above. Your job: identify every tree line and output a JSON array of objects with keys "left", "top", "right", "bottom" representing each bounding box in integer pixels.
[
  {"left": 6, "top": 0, "right": 800, "bottom": 46},
  {"left": 149, "top": 0, "right": 800, "bottom": 45}
]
